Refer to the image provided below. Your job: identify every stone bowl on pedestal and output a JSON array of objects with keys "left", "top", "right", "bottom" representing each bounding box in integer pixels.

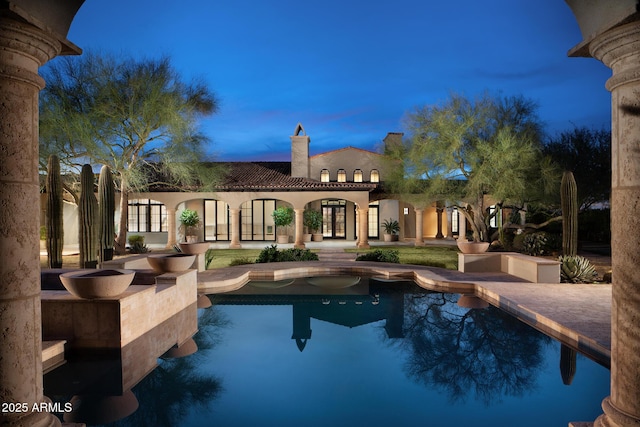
[
  {"left": 64, "top": 390, "right": 139, "bottom": 424},
  {"left": 147, "top": 253, "right": 196, "bottom": 273},
  {"left": 178, "top": 242, "right": 210, "bottom": 255},
  {"left": 59, "top": 269, "right": 135, "bottom": 299},
  {"left": 456, "top": 240, "right": 490, "bottom": 254},
  {"left": 161, "top": 337, "right": 198, "bottom": 359}
]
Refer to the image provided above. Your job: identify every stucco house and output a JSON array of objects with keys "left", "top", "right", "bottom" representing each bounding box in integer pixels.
[{"left": 47, "top": 124, "right": 463, "bottom": 249}]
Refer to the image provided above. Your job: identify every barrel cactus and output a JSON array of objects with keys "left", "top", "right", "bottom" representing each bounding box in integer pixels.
[
  {"left": 79, "top": 164, "right": 99, "bottom": 268},
  {"left": 559, "top": 255, "right": 598, "bottom": 283},
  {"left": 46, "top": 154, "right": 64, "bottom": 268},
  {"left": 98, "top": 165, "right": 115, "bottom": 262},
  {"left": 561, "top": 171, "right": 578, "bottom": 256}
]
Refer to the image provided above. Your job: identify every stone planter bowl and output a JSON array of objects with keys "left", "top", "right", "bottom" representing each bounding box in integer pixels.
[
  {"left": 59, "top": 269, "right": 135, "bottom": 299},
  {"left": 64, "top": 390, "right": 138, "bottom": 424},
  {"left": 147, "top": 253, "right": 196, "bottom": 273},
  {"left": 178, "top": 242, "right": 210, "bottom": 255},
  {"left": 161, "top": 337, "right": 198, "bottom": 359},
  {"left": 456, "top": 240, "right": 490, "bottom": 254}
]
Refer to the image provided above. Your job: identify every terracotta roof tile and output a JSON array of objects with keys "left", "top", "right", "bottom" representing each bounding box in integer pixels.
[{"left": 217, "top": 162, "right": 378, "bottom": 192}]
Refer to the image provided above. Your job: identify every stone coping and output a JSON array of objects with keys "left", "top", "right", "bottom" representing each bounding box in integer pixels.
[
  {"left": 198, "top": 261, "right": 611, "bottom": 367},
  {"left": 42, "top": 340, "right": 66, "bottom": 374}
]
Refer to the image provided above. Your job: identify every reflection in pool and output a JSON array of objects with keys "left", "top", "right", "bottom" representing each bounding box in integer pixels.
[{"left": 45, "top": 277, "right": 609, "bottom": 427}]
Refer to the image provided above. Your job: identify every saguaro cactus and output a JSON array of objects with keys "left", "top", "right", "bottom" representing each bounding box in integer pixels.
[
  {"left": 561, "top": 170, "right": 578, "bottom": 256},
  {"left": 98, "top": 165, "right": 115, "bottom": 262},
  {"left": 79, "top": 164, "right": 99, "bottom": 268},
  {"left": 560, "top": 344, "right": 577, "bottom": 386},
  {"left": 46, "top": 154, "right": 64, "bottom": 268}
]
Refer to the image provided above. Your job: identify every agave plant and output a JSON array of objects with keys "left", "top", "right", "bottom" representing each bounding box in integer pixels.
[{"left": 558, "top": 255, "right": 598, "bottom": 283}]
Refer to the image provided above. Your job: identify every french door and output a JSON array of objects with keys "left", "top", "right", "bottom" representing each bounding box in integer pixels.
[{"left": 322, "top": 200, "right": 346, "bottom": 239}]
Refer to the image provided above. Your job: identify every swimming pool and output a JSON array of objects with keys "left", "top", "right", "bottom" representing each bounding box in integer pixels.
[{"left": 45, "top": 277, "right": 609, "bottom": 426}]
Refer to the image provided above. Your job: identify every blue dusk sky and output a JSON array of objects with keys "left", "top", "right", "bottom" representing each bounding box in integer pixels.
[{"left": 60, "top": 0, "right": 612, "bottom": 161}]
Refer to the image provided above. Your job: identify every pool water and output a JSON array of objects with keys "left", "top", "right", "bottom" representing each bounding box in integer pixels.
[{"left": 47, "top": 278, "right": 609, "bottom": 427}]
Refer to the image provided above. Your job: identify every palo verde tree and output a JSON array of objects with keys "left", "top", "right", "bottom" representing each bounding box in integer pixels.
[
  {"left": 39, "top": 51, "right": 222, "bottom": 253},
  {"left": 386, "top": 92, "right": 557, "bottom": 242}
]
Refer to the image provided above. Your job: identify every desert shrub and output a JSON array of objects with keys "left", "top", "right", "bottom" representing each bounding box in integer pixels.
[
  {"left": 521, "top": 231, "right": 560, "bottom": 256},
  {"left": 278, "top": 248, "right": 319, "bottom": 262},
  {"left": 128, "top": 235, "right": 149, "bottom": 254},
  {"left": 355, "top": 249, "right": 400, "bottom": 263},
  {"left": 256, "top": 245, "right": 280, "bottom": 263},
  {"left": 205, "top": 249, "right": 215, "bottom": 269},
  {"left": 256, "top": 245, "right": 319, "bottom": 263},
  {"left": 559, "top": 255, "right": 599, "bottom": 283}
]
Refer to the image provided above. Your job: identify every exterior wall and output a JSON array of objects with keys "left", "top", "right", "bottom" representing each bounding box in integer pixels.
[
  {"left": 379, "top": 199, "right": 400, "bottom": 237},
  {"left": 310, "top": 147, "right": 386, "bottom": 182}
]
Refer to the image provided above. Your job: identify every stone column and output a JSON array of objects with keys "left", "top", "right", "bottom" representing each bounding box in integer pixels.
[
  {"left": 357, "top": 207, "right": 369, "bottom": 248},
  {"left": 0, "top": 17, "right": 63, "bottom": 427},
  {"left": 293, "top": 208, "right": 305, "bottom": 248},
  {"left": 414, "top": 208, "right": 424, "bottom": 246},
  {"left": 589, "top": 21, "right": 640, "bottom": 427},
  {"left": 435, "top": 207, "right": 444, "bottom": 239},
  {"left": 166, "top": 207, "right": 177, "bottom": 248},
  {"left": 445, "top": 207, "right": 454, "bottom": 239},
  {"left": 229, "top": 208, "right": 242, "bottom": 249}
]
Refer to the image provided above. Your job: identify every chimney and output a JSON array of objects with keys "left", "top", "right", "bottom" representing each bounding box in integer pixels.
[
  {"left": 290, "top": 123, "right": 310, "bottom": 178},
  {"left": 383, "top": 132, "right": 404, "bottom": 154}
]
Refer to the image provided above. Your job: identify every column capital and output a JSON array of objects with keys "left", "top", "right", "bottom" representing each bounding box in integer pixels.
[
  {"left": 0, "top": 18, "right": 63, "bottom": 88},
  {"left": 590, "top": 21, "right": 640, "bottom": 91}
]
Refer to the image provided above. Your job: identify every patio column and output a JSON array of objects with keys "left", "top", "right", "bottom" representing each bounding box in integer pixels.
[
  {"left": 588, "top": 21, "right": 640, "bottom": 427},
  {"left": 229, "top": 208, "right": 242, "bottom": 249},
  {"left": 166, "top": 207, "right": 177, "bottom": 248},
  {"left": 357, "top": 207, "right": 369, "bottom": 248},
  {"left": 445, "top": 207, "right": 454, "bottom": 239},
  {"left": 414, "top": 208, "right": 424, "bottom": 246},
  {"left": 294, "top": 208, "right": 305, "bottom": 248},
  {"left": 0, "top": 17, "right": 64, "bottom": 427},
  {"left": 435, "top": 207, "right": 444, "bottom": 239}
]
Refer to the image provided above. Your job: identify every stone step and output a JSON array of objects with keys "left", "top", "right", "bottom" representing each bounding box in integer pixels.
[
  {"left": 42, "top": 340, "right": 66, "bottom": 374},
  {"left": 316, "top": 250, "right": 357, "bottom": 261}
]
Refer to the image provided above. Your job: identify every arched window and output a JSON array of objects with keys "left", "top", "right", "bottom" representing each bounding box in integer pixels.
[
  {"left": 353, "top": 169, "right": 363, "bottom": 182},
  {"left": 370, "top": 169, "right": 380, "bottom": 183},
  {"left": 320, "top": 169, "right": 330, "bottom": 182},
  {"left": 337, "top": 169, "right": 347, "bottom": 182}
]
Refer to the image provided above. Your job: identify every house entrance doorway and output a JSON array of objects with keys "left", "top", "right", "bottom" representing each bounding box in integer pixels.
[{"left": 322, "top": 200, "right": 346, "bottom": 239}]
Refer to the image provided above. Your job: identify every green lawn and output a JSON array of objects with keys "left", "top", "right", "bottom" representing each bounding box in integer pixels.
[
  {"left": 346, "top": 246, "right": 459, "bottom": 269},
  {"left": 40, "top": 246, "right": 459, "bottom": 270},
  {"left": 205, "top": 249, "right": 263, "bottom": 269},
  {"left": 204, "top": 246, "right": 459, "bottom": 269}
]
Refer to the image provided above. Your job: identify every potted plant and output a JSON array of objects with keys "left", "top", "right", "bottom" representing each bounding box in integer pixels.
[
  {"left": 382, "top": 218, "right": 400, "bottom": 242},
  {"left": 304, "top": 209, "right": 324, "bottom": 242},
  {"left": 272, "top": 206, "right": 294, "bottom": 244},
  {"left": 180, "top": 209, "right": 201, "bottom": 243}
]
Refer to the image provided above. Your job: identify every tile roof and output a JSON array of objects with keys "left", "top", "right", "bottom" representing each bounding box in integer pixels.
[{"left": 217, "top": 162, "right": 378, "bottom": 192}]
